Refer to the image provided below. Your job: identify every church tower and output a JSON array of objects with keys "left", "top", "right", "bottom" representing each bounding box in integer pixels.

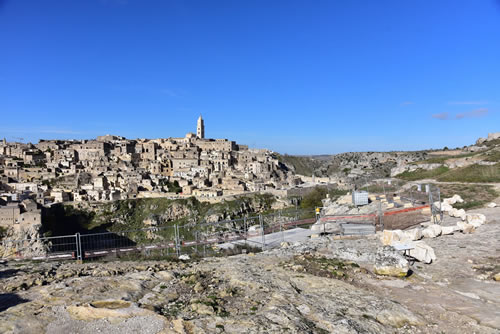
[{"left": 196, "top": 115, "right": 205, "bottom": 139}]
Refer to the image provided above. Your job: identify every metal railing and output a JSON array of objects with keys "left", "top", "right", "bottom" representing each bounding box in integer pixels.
[
  {"left": 0, "top": 208, "right": 316, "bottom": 262},
  {"left": 1, "top": 186, "right": 443, "bottom": 263}
]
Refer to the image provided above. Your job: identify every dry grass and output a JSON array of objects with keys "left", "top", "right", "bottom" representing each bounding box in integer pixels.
[
  {"left": 435, "top": 183, "right": 498, "bottom": 209},
  {"left": 437, "top": 163, "right": 500, "bottom": 183}
]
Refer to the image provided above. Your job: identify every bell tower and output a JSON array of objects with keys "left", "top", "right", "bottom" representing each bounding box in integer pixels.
[{"left": 196, "top": 115, "right": 205, "bottom": 139}]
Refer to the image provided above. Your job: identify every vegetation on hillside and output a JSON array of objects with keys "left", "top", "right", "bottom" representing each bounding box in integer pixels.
[
  {"left": 436, "top": 183, "right": 498, "bottom": 209},
  {"left": 300, "top": 187, "right": 348, "bottom": 209},
  {"left": 396, "top": 163, "right": 500, "bottom": 183},
  {"left": 437, "top": 163, "right": 500, "bottom": 183},
  {"left": 397, "top": 166, "right": 450, "bottom": 181},
  {"left": 418, "top": 152, "right": 478, "bottom": 165},
  {"left": 42, "top": 194, "right": 277, "bottom": 238},
  {"left": 483, "top": 138, "right": 500, "bottom": 148},
  {"left": 0, "top": 226, "right": 7, "bottom": 241},
  {"left": 483, "top": 150, "right": 500, "bottom": 162},
  {"left": 274, "top": 154, "right": 321, "bottom": 176}
]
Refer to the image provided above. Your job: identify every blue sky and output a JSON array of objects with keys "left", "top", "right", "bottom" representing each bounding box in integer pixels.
[{"left": 1, "top": 0, "right": 499, "bottom": 154}]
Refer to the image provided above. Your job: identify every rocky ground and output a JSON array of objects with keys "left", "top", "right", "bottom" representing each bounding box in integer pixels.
[{"left": 1, "top": 207, "right": 499, "bottom": 333}]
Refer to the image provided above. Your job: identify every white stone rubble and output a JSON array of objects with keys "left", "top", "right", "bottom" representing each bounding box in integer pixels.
[
  {"left": 465, "top": 213, "right": 486, "bottom": 228},
  {"left": 422, "top": 224, "right": 442, "bottom": 238},
  {"left": 408, "top": 241, "right": 436, "bottom": 264}
]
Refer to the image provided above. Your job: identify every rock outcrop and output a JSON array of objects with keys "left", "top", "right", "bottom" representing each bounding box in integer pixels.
[{"left": 374, "top": 246, "right": 409, "bottom": 277}]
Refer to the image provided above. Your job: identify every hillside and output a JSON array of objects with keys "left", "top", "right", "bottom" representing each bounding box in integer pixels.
[
  {"left": 276, "top": 133, "right": 500, "bottom": 187},
  {"left": 41, "top": 194, "right": 279, "bottom": 238}
]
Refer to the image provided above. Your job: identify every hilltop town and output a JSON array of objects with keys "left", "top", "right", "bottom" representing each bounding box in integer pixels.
[{"left": 0, "top": 117, "right": 307, "bottom": 227}]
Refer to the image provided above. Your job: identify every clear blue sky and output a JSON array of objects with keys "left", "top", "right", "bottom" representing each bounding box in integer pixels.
[{"left": 1, "top": 0, "right": 499, "bottom": 154}]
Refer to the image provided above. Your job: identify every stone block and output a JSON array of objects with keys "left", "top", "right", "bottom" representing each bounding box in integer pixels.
[
  {"left": 402, "top": 228, "right": 422, "bottom": 241},
  {"left": 381, "top": 230, "right": 404, "bottom": 246},
  {"left": 449, "top": 208, "right": 466, "bottom": 220},
  {"left": 422, "top": 224, "right": 442, "bottom": 238},
  {"left": 408, "top": 241, "right": 436, "bottom": 264},
  {"left": 311, "top": 222, "right": 341, "bottom": 234}
]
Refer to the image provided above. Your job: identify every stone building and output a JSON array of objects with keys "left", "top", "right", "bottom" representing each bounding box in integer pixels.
[{"left": 0, "top": 199, "right": 41, "bottom": 228}]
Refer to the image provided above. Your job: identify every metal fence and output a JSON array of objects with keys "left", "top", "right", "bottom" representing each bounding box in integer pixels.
[
  {"left": 0, "top": 208, "right": 317, "bottom": 262},
  {"left": 0, "top": 184, "right": 443, "bottom": 263},
  {"left": 0, "top": 234, "right": 78, "bottom": 261},
  {"left": 314, "top": 182, "right": 442, "bottom": 234}
]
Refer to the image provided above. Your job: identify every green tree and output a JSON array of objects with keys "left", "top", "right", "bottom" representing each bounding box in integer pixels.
[{"left": 300, "top": 187, "right": 328, "bottom": 209}]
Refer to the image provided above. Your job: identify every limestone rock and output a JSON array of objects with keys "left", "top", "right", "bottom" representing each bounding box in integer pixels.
[
  {"left": 191, "top": 302, "right": 214, "bottom": 315},
  {"left": 408, "top": 241, "right": 436, "bottom": 264},
  {"left": 422, "top": 224, "right": 442, "bottom": 238},
  {"left": 438, "top": 202, "right": 453, "bottom": 213},
  {"left": 443, "top": 195, "right": 464, "bottom": 205},
  {"left": 402, "top": 228, "right": 422, "bottom": 241},
  {"left": 154, "top": 270, "right": 175, "bottom": 281},
  {"left": 376, "top": 308, "right": 424, "bottom": 328},
  {"left": 456, "top": 221, "right": 475, "bottom": 234},
  {"left": 487, "top": 132, "right": 500, "bottom": 141},
  {"left": 449, "top": 208, "right": 466, "bottom": 220},
  {"left": 381, "top": 230, "right": 404, "bottom": 246},
  {"left": 178, "top": 254, "right": 190, "bottom": 261},
  {"left": 466, "top": 213, "right": 486, "bottom": 228},
  {"left": 493, "top": 273, "right": 500, "bottom": 281},
  {"left": 373, "top": 246, "right": 409, "bottom": 277},
  {"left": 66, "top": 300, "right": 149, "bottom": 321},
  {"left": 194, "top": 282, "right": 204, "bottom": 293},
  {"left": 487, "top": 202, "right": 497, "bottom": 208},
  {"left": 311, "top": 221, "right": 341, "bottom": 234},
  {"left": 476, "top": 137, "right": 487, "bottom": 145}
]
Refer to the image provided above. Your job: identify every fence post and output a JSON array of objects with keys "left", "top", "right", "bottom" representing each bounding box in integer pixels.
[
  {"left": 195, "top": 231, "right": 198, "bottom": 254},
  {"left": 244, "top": 216, "right": 247, "bottom": 246},
  {"left": 259, "top": 214, "right": 265, "bottom": 249},
  {"left": 378, "top": 201, "right": 384, "bottom": 230},
  {"left": 75, "top": 233, "right": 82, "bottom": 262},
  {"left": 174, "top": 224, "right": 180, "bottom": 257},
  {"left": 280, "top": 222, "right": 284, "bottom": 243},
  {"left": 438, "top": 187, "right": 443, "bottom": 223},
  {"left": 428, "top": 185, "right": 435, "bottom": 224}
]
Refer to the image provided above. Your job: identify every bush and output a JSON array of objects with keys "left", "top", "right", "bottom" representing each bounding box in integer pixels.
[
  {"left": 300, "top": 187, "right": 328, "bottom": 209},
  {"left": 300, "top": 187, "right": 347, "bottom": 209},
  {"left": 0, "top": 226, "right": 7, "bottom": 241}
]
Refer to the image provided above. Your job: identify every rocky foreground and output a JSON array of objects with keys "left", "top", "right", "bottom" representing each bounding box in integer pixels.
[{"left": 1, "top": 208, "right": 499, "bottom": 334}]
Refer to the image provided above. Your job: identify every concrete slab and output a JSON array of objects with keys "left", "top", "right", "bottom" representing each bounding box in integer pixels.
[{"left": 217, "top": 228, "right": 314, "bottom": 249}]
